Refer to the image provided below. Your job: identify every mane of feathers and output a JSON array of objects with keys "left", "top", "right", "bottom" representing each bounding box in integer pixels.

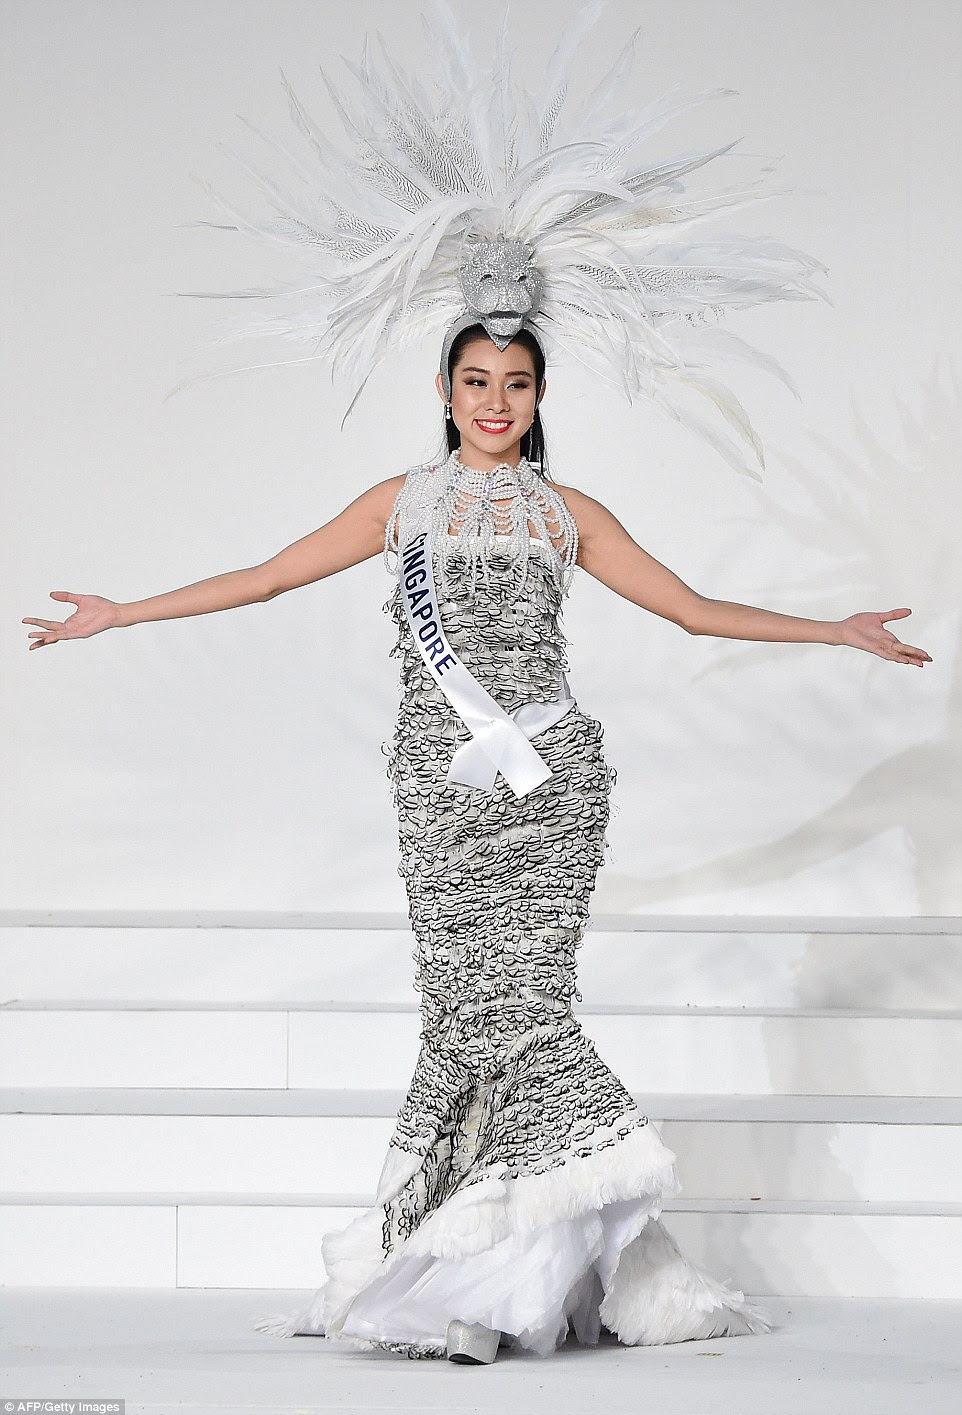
[{"left": 170, "top": 0, "right": 828, "bottom": 476}]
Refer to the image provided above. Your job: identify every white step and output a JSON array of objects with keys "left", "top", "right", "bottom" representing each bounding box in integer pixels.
[
  {"left": 3, "top": 914, "right": 960, "bottom": 1010},
  {"left": 1, "top": 917, "right": 957, "bottom": 1303},
  {"left": 7, "top": 1086, "right": 961, "bottom": 1121},
  {"left": 2, "top": 1200, "right": 959, "bottom": 1298},
  {"left": 2, "top": 1003, "right": 959, "bottom": 1095},
  {"left": 1, "top": 1091, "right": 960, "bottom": 1204}
]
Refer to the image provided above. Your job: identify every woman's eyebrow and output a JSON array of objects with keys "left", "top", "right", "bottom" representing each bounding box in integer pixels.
[{"left": 460, "top": 366, "right": 532, "bottom": 376}]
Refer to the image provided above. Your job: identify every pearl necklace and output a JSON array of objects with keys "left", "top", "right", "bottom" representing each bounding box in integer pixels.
[{"left": 384, "top": 448, "right": 579, "bottom": 599}]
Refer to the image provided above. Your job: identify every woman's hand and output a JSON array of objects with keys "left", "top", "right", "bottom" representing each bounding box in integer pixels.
[
  {"left": 22, "top": 591, "right": 121, "bottom": 650},
  {"left": 838, "top": 608, "right": 932, "bottom": 666}
]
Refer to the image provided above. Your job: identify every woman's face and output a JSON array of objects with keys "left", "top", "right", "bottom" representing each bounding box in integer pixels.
[{"left": 436, "top": 336, "right": 544, "bottom": 469}]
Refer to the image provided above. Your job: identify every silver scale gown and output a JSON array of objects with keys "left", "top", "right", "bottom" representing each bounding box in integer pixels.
[{"left": 253, "top": 452, "right": 774, "bottom": 1359}]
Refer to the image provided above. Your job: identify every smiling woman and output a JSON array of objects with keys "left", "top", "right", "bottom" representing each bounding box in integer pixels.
[{"left": 241, "top": 322, "right": 926, "bottom": 1363}]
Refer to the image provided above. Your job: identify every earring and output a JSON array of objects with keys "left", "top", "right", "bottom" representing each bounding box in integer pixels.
[{"left": 445, "top": 400, "right": 452, "bottom": 421}]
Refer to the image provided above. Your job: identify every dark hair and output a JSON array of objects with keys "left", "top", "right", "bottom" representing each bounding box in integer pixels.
[{"left": 440, "top": 323, "right": 551, "bottom": 480}]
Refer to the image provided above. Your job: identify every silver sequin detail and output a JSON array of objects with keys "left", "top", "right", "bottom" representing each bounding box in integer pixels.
[
  {"left": 458, "top": 238, "right": 545, "bottom": 347},
  {"left": 373, "top": 526, "right": 647, "bottom": 1352}
]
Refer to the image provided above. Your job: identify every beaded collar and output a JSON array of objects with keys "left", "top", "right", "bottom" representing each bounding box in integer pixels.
[
  {"left": 444, "top": 448, "right": 542, "bottom": 491},
  {"left": 385, "top": 448, "right": 579, "bottom": 600}
]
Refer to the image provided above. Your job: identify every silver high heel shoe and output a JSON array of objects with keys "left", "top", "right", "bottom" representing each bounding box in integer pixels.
[{"left": 446, "top": 1318, "right": 501, "bottom": 1364}]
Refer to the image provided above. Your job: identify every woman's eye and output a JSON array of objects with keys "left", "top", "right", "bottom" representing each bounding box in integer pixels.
[{"left": 463, "top": 378, "right": 531, "bottom": 389}]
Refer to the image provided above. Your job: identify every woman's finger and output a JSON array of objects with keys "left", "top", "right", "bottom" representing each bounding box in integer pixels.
[
  {"left": 22, "top": 618, "right": 63, "bottom": 630},
  {"left": 880, "top": 607, "right": 912, "bottom": 622}
]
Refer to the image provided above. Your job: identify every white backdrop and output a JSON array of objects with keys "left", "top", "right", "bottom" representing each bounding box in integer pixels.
[{"left": 4, "top": 0, "right": 960, "bottom": 915}]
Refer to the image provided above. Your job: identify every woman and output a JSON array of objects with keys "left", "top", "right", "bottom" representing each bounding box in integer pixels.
[{"left": 22, "top": 321, "right": 930, "bottom": 1364}]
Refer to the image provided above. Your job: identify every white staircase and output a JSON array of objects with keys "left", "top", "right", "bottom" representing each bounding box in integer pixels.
[{"left": 1, "top": 913, "right": 960, "bottom": 1297}]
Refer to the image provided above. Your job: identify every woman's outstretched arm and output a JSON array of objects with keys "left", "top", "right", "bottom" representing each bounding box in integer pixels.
[
  {"left": 558, "top": 484, "right": 932, "bottom": 668},
  {"left": 22, "top": 474, "right": 405, "bottom": 650}
]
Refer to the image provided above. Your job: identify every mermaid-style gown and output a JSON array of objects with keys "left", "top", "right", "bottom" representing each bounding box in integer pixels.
[{"left": 252, "top": 457, "right": 774, "bottom": 1358}]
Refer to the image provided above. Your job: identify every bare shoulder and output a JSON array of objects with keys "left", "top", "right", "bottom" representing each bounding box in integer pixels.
[
  {"left": 547, "top": 479, "right": 612, "bottom": 532},
  {"left": 358, "top": 471, "right": 408, "bottom": 516}
]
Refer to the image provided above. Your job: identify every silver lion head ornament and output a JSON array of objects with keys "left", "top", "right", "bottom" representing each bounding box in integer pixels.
[{"left": 439, "top": 238, "right": 548, "bottom": 401}]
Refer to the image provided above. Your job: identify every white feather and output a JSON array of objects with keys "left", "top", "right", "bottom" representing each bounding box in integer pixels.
[{"left": 172, "top": 0, "right": 828, "bottom": 476}]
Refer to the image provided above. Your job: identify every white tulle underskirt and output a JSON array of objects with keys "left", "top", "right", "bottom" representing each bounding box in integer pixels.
[{"left": 341, "top": 1194, "right": 654, "bottom": 1357}]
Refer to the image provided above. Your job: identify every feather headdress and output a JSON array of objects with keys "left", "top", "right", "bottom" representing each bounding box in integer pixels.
[{"left": 171, "top": 0, "right": 828, "bottom": 477}]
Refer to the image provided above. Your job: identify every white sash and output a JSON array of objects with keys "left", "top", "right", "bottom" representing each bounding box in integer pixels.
[{"left": 398, "top": 530, "right": 575, "bottom": 798}]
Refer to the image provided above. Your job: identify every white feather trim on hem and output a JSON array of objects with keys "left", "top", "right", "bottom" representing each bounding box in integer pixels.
[
  {"left": 252, "top": 1114, "right": 671, "bottom": 1339},
  {"left": 599, "top": 1217, "right": 776, "bottom": 1344},
  {"left": 251, "top": 1112, "right": 775, "bottom": 1350}
]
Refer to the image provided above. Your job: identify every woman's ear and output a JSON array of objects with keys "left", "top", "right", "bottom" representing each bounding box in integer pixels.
[
  {"left": 537, "top": 377, "right": 547, "bottom": 406},
  {"left": 435, "top": 371, "right": 447, "bottom": 402}
]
